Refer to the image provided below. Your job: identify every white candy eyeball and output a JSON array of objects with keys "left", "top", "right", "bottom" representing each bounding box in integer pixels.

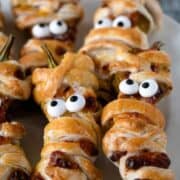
[
  {"left": 46, "top": 99, "right": 66, "bottom": 118},
  {"left": 139, "top": 79, "right": 159, "bottom": 98},
  {"left": 112, "top": 16, "right": 132, "bottom": 29},
  {"left": 32, "top": 23, "right": 50, "bottom": 38},
  {"left": 49, "top": 20, "right": 68, "bottom": 35},
  {"left": 66, "top": 94, "right": 86, "bottom": 112},
  {"left": 94, "top": 18, "right": 112, "bottom": 29},
  {"left": 119, "top": 79, "right": 139, "bottom": 95}
]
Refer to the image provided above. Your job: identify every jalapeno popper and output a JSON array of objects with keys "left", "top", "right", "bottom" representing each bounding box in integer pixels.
[
  {"left": 11, "top": 0, "right": 83, "bottom": 74},
  {"left": 0, "top": 14, "right": 31, "bottom": 178},
  {"left": 80, "top": 0, "right": 163, "bottom": 104},
  {"left": 32, "top": 50, "right": 102, "bottom": 180}
]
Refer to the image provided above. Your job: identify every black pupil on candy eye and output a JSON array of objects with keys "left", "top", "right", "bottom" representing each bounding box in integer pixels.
[
  {"left": 98, "top": 20, "right": 103, "bottom": 24},
  {"left": 126, "top": 79, "right": 134, "bottom": 85},
  {"left": 142, "top": 82, "right": 150, "bottom": 88},
  {"left": 118, "top": 21, "right": 124, "bottom": 27},
  {"left": 51, "top": 100, "right": 58, "bottom": 106},
  {"left": 39, "top": 23, "right": 46, "bottom": 27},
  {"left": 70, "top": 96, "right": 78, "bottom": 102},
  {"left": 57, "top": 21, "right": 62, "bottom": 26}
]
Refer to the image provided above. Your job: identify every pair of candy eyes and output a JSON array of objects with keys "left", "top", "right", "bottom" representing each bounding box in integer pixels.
[
  {"left": 119, "top": 79, "right": 159, "bottom": 98},
  {"left": 46, "top": 94, "right": 86, "bottom": 118},
  {"left": 32, "top": 20, "right": 68, "bottom": 38},
  {"left": 95, "top": 16, "right": 132, "bottom": 29}
]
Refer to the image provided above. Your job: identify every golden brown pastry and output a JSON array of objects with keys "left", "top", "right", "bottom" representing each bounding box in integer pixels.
[
  {"left": 0, "top": 121, "right": 31, "bottom": 179},
  {"left": 101, "top": 98, "right": 174, "bottom": 180},
  {"left": 32, "top": 52, "right": 102, "bottom": 179},
  {"left": 0, "top": 35, "right": 31, "bottom": 122},
  {"left": 11, "top": 0, "right": 84, "bottom": 73}
]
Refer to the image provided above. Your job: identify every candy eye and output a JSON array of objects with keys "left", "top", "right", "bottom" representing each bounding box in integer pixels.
[
  {"left": 46, "top": 99, "right": 66, "bottom": 118},
  {"left": 32, "top": 23, "right": 50, "bottom": 38},
  {"left": 139, "top": 79, "right": 159, "bottom": 98},
  {"left": 112, "top": 16, "right": 132, "bottom": 28},
  {"left": 66, "top": 94, "right": 86, "bottom": 112},
  {"left": 49, "top": 20, "right": 68, "bottom": 35},
  {"left": 94, "top": 18, "right": 112, "bottom": 29},
  {"left": 119, "top": 79, "right": 139, "bottom": 95}
]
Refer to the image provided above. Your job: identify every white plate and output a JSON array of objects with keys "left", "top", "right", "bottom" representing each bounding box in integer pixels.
[{"left": 0, "top": 0, "right": 180, "bottom": 179}]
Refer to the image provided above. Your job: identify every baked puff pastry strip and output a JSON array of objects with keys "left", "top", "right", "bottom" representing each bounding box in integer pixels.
[
  {"left": 32, "top": 51, "right": 102, "bottom": 179},
  {"left": 0, "top": 121, "right": 31, "bottom": 179},
  {"left": 101, "top": 99, "right": 174, "bottom": 180},
  {"left": 11, "top": 0, "right": 83, "bottom": 73}
]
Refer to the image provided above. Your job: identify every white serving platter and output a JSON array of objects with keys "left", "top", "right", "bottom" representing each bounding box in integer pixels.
[{"left": 0, "top": 0, "right": 180, "bottom": 179}]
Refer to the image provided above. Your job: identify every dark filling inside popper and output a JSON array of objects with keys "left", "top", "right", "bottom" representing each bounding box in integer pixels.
[
  {"left": 49, "top": 151, "right": 79, "bottom": 169},
  {"left": 79, "top": 139, "right": 98, "bottom": 156},
  {"left": 8, "top": 169, "right": 30, "bottom": 180},
  {"left": 0, "top": 94, "right": 12, "bottom": 122},
  {"left": 110, "top": 151, "right": 127, "bottom": 162},
  {"left": 0, "top": 135, "right": 13, "bottom": 145},
  {"left": 14, "top": 68, "right": 26, "bottom": 80},
  {"left": 126, "top": 152, "right": 170, "bottom": 170},
  {"left": 130, "top": 11, "right": 150, "bottom": 33}
]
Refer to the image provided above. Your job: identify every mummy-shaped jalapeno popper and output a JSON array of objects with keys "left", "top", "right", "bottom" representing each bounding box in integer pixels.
[
  {"left": 80, "top": 0, "right": 163, "bottom": 103},
  {"left": 99, "top": 42, "right": 174, "bottom": 179},
  {"left": 0, "top": 10, "right": 32, "bottom": 179},
  {"left": 113, "top": 46, "right": 173, "bottom": 104},
  {"left": 11, "top": 0, "right": 83, "bottom": 74},
  {"left": 101, "top": 98, "right": 174, "bottom": 180},
  {"left": 0, "top": 35, "right": 31, "bottom": 122},
  {"left": 81, "top": 0, "right": 163, "bottom": 54},
  {"left": 32, "top": 50, "right": 102, "bottom": 180},
  {"left": 0, "top": 121, "right": 31, "bottom": 179}
]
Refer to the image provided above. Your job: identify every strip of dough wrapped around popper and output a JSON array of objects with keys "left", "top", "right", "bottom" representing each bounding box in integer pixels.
[
  {"left": 11, "top": 0, "right": 84, "bottom": 74},
  {"left": 101, "top": 98, "right": 174, "bottom": 180},
  {"left": 80, "top": 0, "right": 163, "bottom": 104},
  {"left": 32, "top": 51, "right": 102, "bottom": 179},
  {"left": 0, "top": 35, "right": 31, "bottom": 122},
  {"left": 0, "top": 121, "right": 31, "bottom": 179}
]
